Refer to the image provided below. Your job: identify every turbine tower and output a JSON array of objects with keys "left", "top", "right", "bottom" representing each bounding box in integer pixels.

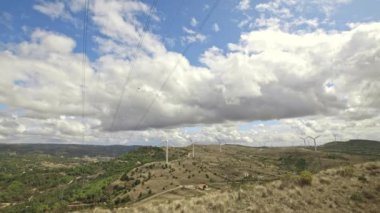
[
  {"left": 165, "top": 139, "right": 169, "bottom": 164},
  {"left": 300, "top": 136, "right": 307, "bottom": 147},
  {"left": 192, "top": 139, "right": 195, "bottom": 158},
  {"left": 308, "top": 136, "right": 320, "bottom": 151},
  {"left": 187, "top": 137, "right": 195, "bottom": 158},
  {"left": 216, "top": 137, "right": 222, "bottom": 152}
]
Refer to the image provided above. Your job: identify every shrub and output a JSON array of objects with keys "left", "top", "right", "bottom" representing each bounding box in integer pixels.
[
  {"left": 120, "top": 173, "right": 130, "bottom": 181},
  {"left": 350, "top": 192, "right": 364, "bottom": 202},
  {"left": 337, "top": 166, "right": 354, "bottom": 177},
  {"left": 319, "top": 177, "right": 330, "bottom": 185},
  {"left": 175, "top": 203, "right": 181, "bottom": 210},
  {"left": 122, "top": 195, "right": 131, "bottom": 203},
  {"left": 358, "top": 175, "right": 368, "bottom": 183},
  {"left": 365, "top": 164, "right": 379, "bottom": 171},
  {"left": 298, "top": 170, "right": 312, "bottom": 186},
  {"left": 133, "top": 179, "right": 141, "bottom": 186},
  {"left": 114, "top": 198, "right": 121, "bottom": 205},
  {"left": 376, "top": 184, "right": 380, "bottom": 192},
  {"left": 295, "top": 158, "right": 307, "bottom": 172},
  {"left": 363, "top": 191, "right": 375, "bottom": 200},
  {"left": 280, "top": 172, "right": 299, "bottom": 189}
]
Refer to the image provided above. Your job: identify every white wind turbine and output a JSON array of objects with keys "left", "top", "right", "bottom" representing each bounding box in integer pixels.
[
  {"left": 185, "top": 135, "right": 195, "bottom": 158},
  {"left": 308, "top": 135, "right": 320, "bottom": 151},
  {"left": 333, "top": 133, "right": 339, "bottom": 142},
  {"left": 159, "top": 140, "right": 170, "bottom": 164},
  {"left": 215, "top": 137, "right": 223, "bottom": 152},
  {"left": 300, "top": 136, "right": 308, "bottom": 147}
]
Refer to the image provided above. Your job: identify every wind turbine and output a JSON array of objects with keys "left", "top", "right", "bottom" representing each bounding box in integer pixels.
[
  {"left": 164, "top": 140, "right": 169, "bottom": 164},
  {"left": 215, "top": 137, "right": 222, "bottom": 152},
  {"left": 333, "top": 133, "right": 338, "bottom": 142},
  {"left": 308, "top": 135, "right": 320, "bottom": 151},
  {"left": 187, "top": 136, "right": 195, "bottom": 158},
  {"left": 300, "top": 136, "right": 308, "bottom": 147},
  {"left": 192, "top": 139, "right": 195, "bottom": 158}
]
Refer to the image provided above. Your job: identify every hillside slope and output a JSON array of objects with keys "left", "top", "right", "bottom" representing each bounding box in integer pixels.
[
  {"left": 0, "top": 144, "right": 140, "bottom": 157},
  {"left": 112, "top": 161, "right": 380, "bottom": 213},
  {"left": 321, "top": 140, "right": 380, "bottom": 156}
]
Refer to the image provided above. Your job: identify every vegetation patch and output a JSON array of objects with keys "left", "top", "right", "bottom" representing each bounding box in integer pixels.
[
  {"left": 278, "top": 155, "right": 308, "bottom": 172},
  {"left": 350, "top": 191, "right": 365, "bottom": 202},
  {"left": 297, "top": 170, "right": 313, "bottom": 186},
  {"left": 337, "top": 166, "right": 354, "bottom": 177}
]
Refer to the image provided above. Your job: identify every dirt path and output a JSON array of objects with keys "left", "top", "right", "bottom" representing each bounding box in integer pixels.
[{"left": 133, "top": 185, "right": 183, "bottom": 205}]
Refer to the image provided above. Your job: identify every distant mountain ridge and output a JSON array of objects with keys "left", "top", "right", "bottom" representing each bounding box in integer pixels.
[
  {"left": 321, "top": 139, "right": 380, "bottom": 156},
  {"left": 0, "top": 143, "right": 141, "bottom": 157}
]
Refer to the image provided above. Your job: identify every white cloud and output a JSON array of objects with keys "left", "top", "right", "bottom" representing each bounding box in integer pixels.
[
  {"left": 33, "top": 1, "right": 66, "bottom": 19},
  {"left": 238, "top": 0, "right": 352, "bottom": 31},
  {"left": 212, "top": 23, "right": 220, "bottom": 32},
  {"left": 190, "top": 17, "right": 198, "bottom": 27},
  {"left": 237, "top": 0, "right": 251, "bottom": 11},
  {"left": 68, "top": 0, "right": 86, "bottom": 12},
  {"left": 2, "top": 22, "right": 380, "bottom": 135},
  {"left": 314, "top": 0, "right": 352, "bottom": 17},
  {"left": 92, "top": 0, "right": 165, "bottom": 58},
  {"left": 255, "top": 1, "right": 293, "bottom": 19},
  {"left": 182, "top": 27, "right": 207, "bottom": 44},
  {"left": 33, "top": 0, "right": 79, "bottom": 26},
  {"left": 1, "top": 0, "right": 379, "bottom": 145}
]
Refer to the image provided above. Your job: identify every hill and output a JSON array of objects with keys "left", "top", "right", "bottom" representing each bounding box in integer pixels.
[
  {"left": 120, "top": 161, "right": 380, "bottom": 213},
  {"left": 320, "top": 140, "right": 380, "bottom": 156},
  {"left": 79, "top": 144, "right": 380, "bottom": 212},
  {"left": 1, "top": 142, "right": 380, "bottom": 212},
  {"left": 0, "top": 144, "right": 140, "bottom": 157},
  {"left": 0, "top": 146, "right": 166, "bottom": 212}
]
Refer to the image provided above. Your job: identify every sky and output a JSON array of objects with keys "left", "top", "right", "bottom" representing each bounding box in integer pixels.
[{"left": 0, "top": 0, "right": 380, "bottom": 146}]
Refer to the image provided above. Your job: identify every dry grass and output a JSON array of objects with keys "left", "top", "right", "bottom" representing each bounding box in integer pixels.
[
  {"left": 78, "top": 145, "right": 380, "bottom": 213},
  {"left": 113, "top": 161, "right": 380, "bottom": 213}
]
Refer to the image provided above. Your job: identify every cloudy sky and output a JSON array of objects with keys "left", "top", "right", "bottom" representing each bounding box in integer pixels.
[{"left": 0, "top": 0, "right": 379, "bottom": 146}]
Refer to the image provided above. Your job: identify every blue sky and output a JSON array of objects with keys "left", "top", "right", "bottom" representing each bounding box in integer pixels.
[
  {"left": 1, "top": 0, "right": 380, "bottom": 64},
  {"left": 0, "top": 0, "right": 245, "bottom": 65},
  {"left": 1, "top": 0, "right": 380, "bottom": 145}
]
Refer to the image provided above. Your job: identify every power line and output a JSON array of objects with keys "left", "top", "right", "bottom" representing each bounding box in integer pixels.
[
  {"left": 109, "top": 0, "right": 159, "bottom": 131},
  {"left": 81, "top": 0, "right": 90, "bottom": 144},
  {"left": 134, "top": 0, "right": 221, "bottom": 130}
]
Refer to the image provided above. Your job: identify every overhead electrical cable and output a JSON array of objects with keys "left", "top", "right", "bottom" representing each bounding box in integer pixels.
[
  {"left": 81, "top": 0, "right": 90, "bottom": 143},
  {"left": 134, "top": 0, "right": 221, "bottom": 130},
  {"left": 109, "top": 0, "right": 159, "bottom": 131}
]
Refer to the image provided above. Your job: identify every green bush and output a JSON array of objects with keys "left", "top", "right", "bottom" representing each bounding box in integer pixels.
[
  {"left": 120, "top": 173, "right": 130, "bottom": 181},
  {"left": 133, "top": 179, "right": 141, "bottom": 186},
  {"left": 298, "top": 170, "right": 312, "bottom": 186}
]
